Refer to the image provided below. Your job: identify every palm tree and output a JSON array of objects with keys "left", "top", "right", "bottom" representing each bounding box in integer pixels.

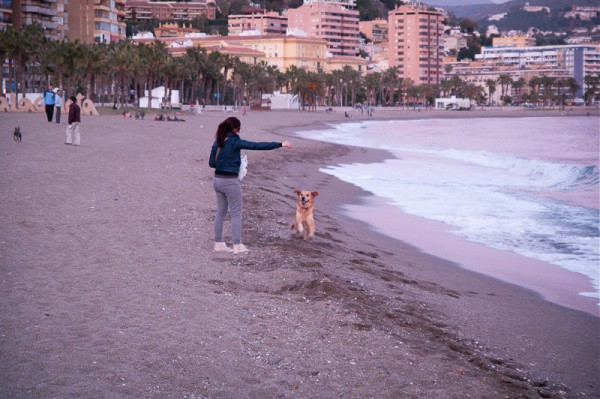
[
  {"left": 0, "top": 27, "right": 16, "bottom": 99},
  {"left": 511, "top": 77, "right": 526, "bottom": 104},
  {"left": 539, "top": 76, "right": 555, "bottom": 108},
  {"left": 528, "top": 76, "right": 542, "bottom": 105},
  {"left": 218, "top": 53, "right": 236, "bottom": 105},
  {"left": 231, "top": 57, "right": 252, "bottom": 107},
  {"left": 380, "top": 67, "right": 400, "bottom": 105},
  {"left": 449, "top": 75, "right": 465, "bottom": 97},
  {"left": 364, "top": 72, "right": 381, "bottom": 106},
  {"left": 341, "top": 65, "right": 361, "bottom": 107},
  {"left": 554, "top": 78, "right": 568, "bottom": 108},
  {"left": 247, "top": 62, "right": 275, "bottom": 107},
  {"left": 291, "top": 69, "right": 325, "bottom": 111},
  {"left": 462, "top": 83, "right": 485, "bottom": 105},
  {"left": 485, "top": 78, "right": 496, "bottom": 105},
  {"left": 439, "top": 78, "right": 454, "bottom": 98},
  {"left": 497, "top": 74, "right": 512, "bottom": 105},
  {"left": 583, "top": 75, "right": 599, "bottom": 105},
  {"left": 565, "top": 77, "right": 580, "bottom": 100},
  {"left": 79, "top": 43, "right": 104, "bottom": 100},
  {"left": 3, "top": 23, "right": 45, "bottom": 106}
]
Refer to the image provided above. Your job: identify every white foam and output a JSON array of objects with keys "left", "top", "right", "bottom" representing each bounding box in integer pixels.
[{"left": 297, "top": 117, "right": 600, "bottom": 299}]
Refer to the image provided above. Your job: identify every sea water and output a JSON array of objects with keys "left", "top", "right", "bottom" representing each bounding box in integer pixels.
[{"left": 295, "top": 116, "right": 599, "bottom": 300}]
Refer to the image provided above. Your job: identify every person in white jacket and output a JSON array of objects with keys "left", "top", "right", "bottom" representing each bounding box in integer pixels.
[{"left": 55, "top": 89, "right": 63, "bottom": 124}]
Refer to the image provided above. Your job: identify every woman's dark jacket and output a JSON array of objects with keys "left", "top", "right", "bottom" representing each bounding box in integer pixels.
[{"left": 209, "top": 131, "right": 282, "bottom": 176}]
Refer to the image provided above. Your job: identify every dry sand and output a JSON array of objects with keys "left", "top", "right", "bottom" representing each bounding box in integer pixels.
[{"left": 0, "top": 107, "right": 599, "bottom": 399}]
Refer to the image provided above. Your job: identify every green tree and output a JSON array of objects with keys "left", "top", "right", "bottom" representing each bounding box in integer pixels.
[
  {"left": 485, "top": 79, "right": 497, "bottom": 105},
  {"left": 497, "top": 74, "right": 512, "bottom": 105},
  {"left": 511, "top": 77, "right": 526, "bottom": 104}
]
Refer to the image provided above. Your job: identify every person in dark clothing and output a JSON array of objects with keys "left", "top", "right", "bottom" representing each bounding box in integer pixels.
[
  {"left": 43, "top": 84, "right": 56, "bottom": 122},
  {"left": 208, "top": 117, "right": 291, "bottom": 254},
  {"left": 65, "top": 96, "right": 81, "bottom": 146}
]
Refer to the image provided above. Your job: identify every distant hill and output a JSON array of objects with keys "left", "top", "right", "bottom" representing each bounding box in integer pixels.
[
  {"left": 440, "top": 0, "right": 600, "bottom": 19},
  {"left": 429, "top": 0, "right": 494, "bottom": 7}
]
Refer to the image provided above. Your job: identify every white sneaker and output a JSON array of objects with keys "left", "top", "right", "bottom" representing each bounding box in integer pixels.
[
  {"left": 214, "top": 242, "right": 233, "bottom": 253},
  {"left": 233, "top": 243, "right": 250, "bottom": 254}
]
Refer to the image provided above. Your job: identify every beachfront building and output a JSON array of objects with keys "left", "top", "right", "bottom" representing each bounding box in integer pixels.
[
  {"left": 492, "top": 36, "right": 536, "bottom": 47},
  {"left": 11, "top": 0, "right": 65, "bottom": 39},
  {"left": 387, "top": 3, "right": 445, "bottom": 85},
  {"left": 0, "top": 1, "right": 11, "bottom": 30},
  {"left": 133, "top": 34, "right": 330, "bottom": 73},
  {"left": 228, "top": 11, "right": 287, "bottom": 36},
  {"left": 154, "top": 22, "right": 200, "bottom": 38},
  {"left": 287, "top": 0, "right": 360, "bottom": 57},
  {"left": 359, "top": 19, "right": 388, "bottom": 43},
  {"left": 74, "top": 0, "right": 126, "bottom": 43},
  {"left": 475, "top": 44, "right": 600, "bottom": 97},
  {"left": 445, "top": 61, "right": 573, "bottom": 104},
  {"left": 6, "top": 0, "right": 126, "bottom": 43},
  {"left": 124, "top": 1, "right": 216, "bottom": 22}
]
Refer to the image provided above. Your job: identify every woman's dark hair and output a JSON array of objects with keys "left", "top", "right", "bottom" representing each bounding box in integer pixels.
[
  {"left": 215, "top": 117, "right": 241, "bottom": 147},
  {"left": 70, "top": 96, "right": 77, "bottom": 102}
]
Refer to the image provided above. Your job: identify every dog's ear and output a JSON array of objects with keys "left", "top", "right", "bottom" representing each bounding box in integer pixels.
[
  {"left": 311, "top": 191, "right": 319, "bottom": 197},
  {"left": 293, "top": 189, "right": 301, "bottom": 195}
]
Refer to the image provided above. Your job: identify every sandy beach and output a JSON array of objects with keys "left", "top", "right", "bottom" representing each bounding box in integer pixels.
[{"left": 1, "top": 106, "right": 598, "bottom": 398}]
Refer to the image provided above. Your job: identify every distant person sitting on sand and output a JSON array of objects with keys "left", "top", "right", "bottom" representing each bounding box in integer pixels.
[
  {"left": 209, "top": 116, "right": 292, "bottom": 255},
  {"left": 344, "top": 111, "right": 350, "bottom": 118},
  {"left": 122, "top": 111, "right": 131, "bottom": 118},
  {"left": 167, "top": 114, "right": 185, "bottom": 122}
]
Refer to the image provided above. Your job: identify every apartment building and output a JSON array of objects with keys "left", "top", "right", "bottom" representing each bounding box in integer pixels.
[
  {"left": 124, "top": 1, "right": 216, "bottom": 22},
  {"left": 6, "top": 0, "right": 125, "bottom": 43},
  {"left": 492, "top": 36, "right": 536, "bottom": 47},
  {"left": 88, "top": 0, "right": 126, "bottom": 43},
  {"left": 155, "top": 22, "right": 200, "bottom": 38},
  {"left": 287, "top": 0, "right": 360, "bottom": 57},
  {"left": 134, "top": 34, "right": 330, "bottom": 73},
  {"left": 228, "top": 11, "right": 287, "bottom": 36},
  {"left": 445, "top": 61, "right": 572, "bottom": 103},
  {"left": 359, "top": 19, "right": 388, "bottom": 43},
  {"left": 1, "top": 0, "right": 12, "bottom": 30},
  {"left": 476, "top": 44, "right": 600, "bottom": 97},
  {"left": 387, "top": 3, "right": 444, "bottom": 85},
  {"left": 12, "top": 0, "right": 65, "bottom": 39}
]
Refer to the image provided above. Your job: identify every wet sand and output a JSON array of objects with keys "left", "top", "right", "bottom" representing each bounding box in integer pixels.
[{"left": 0, "top": 107, "right": 598, "bottom": 398}]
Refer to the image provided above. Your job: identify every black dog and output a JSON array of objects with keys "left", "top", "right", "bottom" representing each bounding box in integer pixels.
[{"left": 13, "top": 126, "right": 22, "bottom": 142}]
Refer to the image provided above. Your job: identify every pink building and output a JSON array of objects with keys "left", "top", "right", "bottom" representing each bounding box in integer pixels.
[
  {"left": 388, "top": 4, "right": 444, "bottom": 85},
  {"left": 287, "top": 0, "right": 360, "bottom": 57},
  {"left": 228, "top": 11, "right": 288, "bottom": 36}
]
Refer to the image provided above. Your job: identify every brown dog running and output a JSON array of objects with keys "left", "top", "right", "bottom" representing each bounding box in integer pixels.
[{"left": 291, "top": 189, "right": 318, "bottom": 240}]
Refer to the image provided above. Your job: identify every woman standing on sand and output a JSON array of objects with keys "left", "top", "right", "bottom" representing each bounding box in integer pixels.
[{"left": 209, "top": 116, "right": 291, "bottom": 254}]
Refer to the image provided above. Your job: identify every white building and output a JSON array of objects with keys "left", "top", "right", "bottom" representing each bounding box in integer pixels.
[
  {"left": 435, "top": 96, "right": 471, "bottom": 110},
  {"left": 475, "top": 44, "right": 600, "bottom": 97}
]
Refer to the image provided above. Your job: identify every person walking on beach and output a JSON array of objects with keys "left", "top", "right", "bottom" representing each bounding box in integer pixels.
[
  {"left": 65, "top": 96, "right": 81, "bottom": 146},
  {"left": 209, "top": 116, "right": 291, "bottom": 254},
  {"left": 43, "top": 84, "right": 56, "bottom": 122},
  {"left": 55, "top": 89, "right": 63, "bottom": 124}
]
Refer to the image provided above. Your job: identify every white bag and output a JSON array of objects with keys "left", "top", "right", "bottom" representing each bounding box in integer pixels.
[{"left": 238, "top": 154, "right": 248, "bottom": 181}]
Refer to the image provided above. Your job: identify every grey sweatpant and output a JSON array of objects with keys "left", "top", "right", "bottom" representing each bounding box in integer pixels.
[{"left": 213, "top": 176, "right": 243, "bottom": 244}]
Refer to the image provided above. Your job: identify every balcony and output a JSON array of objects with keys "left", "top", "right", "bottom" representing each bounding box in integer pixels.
[{"left": 22, "top": 5, "right": 55, "bottom": 15}]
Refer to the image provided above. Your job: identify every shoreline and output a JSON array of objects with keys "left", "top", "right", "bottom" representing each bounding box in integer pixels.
[
  {"left": 1, "top": 109, "right": 598, "bottom": 398},
  {"left": 276, "top": 108, "right": 599, "bottom": 316}
]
